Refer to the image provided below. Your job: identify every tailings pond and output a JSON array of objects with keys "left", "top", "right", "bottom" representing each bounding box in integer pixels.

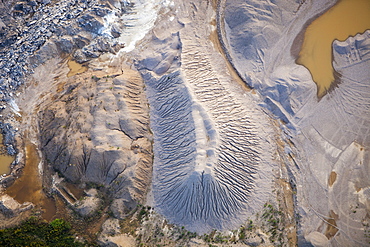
[
  {"left": 6, "top": 142, "right": 56, "bottom": 221},
  {"left": 0, "top": 135, "right": 15, "bottom": 176},
  {"left": 297, "top": 0, "right": 370, "bottom": 97}
]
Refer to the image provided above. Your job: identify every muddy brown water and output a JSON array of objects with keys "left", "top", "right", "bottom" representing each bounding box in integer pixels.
[
  {"left": 328, "top": 171, "right": 337, "bottom": 187},
  {"left": 0, "top": 154, "right": 14, "bottom": 176},
  {"left": 67, "top": 60, "right": 87, "bottom": 77},
  {"left": 297, "top": 0, "right": 370, "bottom": 98},
  {"left": 6, "top": 143, "right": 56, "bottom": 221},
  {"left": 0, "top": 135, "right": 15, "bottom": 175}
]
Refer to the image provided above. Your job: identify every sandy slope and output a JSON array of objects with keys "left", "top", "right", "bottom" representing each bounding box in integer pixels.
[{"left": 133, "top": 0, "right": 278, "bottom": 233}]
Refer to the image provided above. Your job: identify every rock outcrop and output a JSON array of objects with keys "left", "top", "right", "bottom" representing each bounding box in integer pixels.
[
  {"left": 0, "top": 194, "right": 33, "bottom": 217},
  {"left": 0, "top": 0, "right": 131, "bottom": 101}
]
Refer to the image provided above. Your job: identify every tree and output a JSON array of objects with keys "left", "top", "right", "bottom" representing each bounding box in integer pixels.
[{"left": 0, "top": 217, "right": 87, "bottom": 246}]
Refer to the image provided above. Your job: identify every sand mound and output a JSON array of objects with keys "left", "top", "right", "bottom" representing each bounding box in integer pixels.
[{"left": 137, "top": 0, "right": 276, "bottom": 232}]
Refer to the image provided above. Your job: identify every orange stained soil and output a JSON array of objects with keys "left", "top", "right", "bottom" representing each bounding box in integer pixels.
[{"left": 325, "top": 210, "right": 339, "bottom": 239}]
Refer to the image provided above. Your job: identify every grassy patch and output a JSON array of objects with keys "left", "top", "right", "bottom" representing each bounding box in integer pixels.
[
  {"left": 260, "top": 203, "right": 284, "bottom": 245},
  {"left": 0, "top": 217, "right": 89, "bottom": 246}
]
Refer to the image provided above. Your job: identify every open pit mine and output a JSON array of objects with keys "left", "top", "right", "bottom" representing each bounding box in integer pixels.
[{"left": 0, "top": 0, "right": 369, "bottom": 246}]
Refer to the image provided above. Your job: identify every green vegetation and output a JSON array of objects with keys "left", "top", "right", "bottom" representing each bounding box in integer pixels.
[
  {"left": 91, "top": 76, "right": 100, "bottom": 81},
  {"left": 363, "top": 221, "right": 370, "bottom": 244},
  {"left": 137, "top": 206, "right": 149, "bottom": 221},
  {"left": 261, "top": 203, "right": 284, "bottom": 244},
  {"left": 0, "top": 217, "right": 88, "bottom": 246},
  {"left": 132, "top": 202, "right": 289, "bottom": 246},
  {"left": 135, "top": 208, "right": 198, "bottom": 246},
  {"left": 119, "top": 205, "right": 143, "bottom": 237},
  {"left": 238, "top": 226, "right": 246, "bottom": 240}
]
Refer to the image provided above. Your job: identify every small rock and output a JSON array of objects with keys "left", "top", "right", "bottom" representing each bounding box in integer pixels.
[
  {"left": 73, "top": 32, "right": 91, "bottom": 48},
  {"left": 101, "top": 218, "right": 121, "bottom": 236},
  {"left": 14, "top": 3, "right": 24, "bottom": 11},
  {"left": 0, "top": 194, "right": 33, "bottom": 217},
  {"left": 81, "top": 47, "right": 100, "bottom": 58},
  {"left": 96, "top": 37, "right": 111, "bottom": 52},
  {"left": 78, "top": 14, "right": 104, "bottom": 34},
  {"left": 56, "top": 35, "right": 74, "bottom": 54},
  {"left": 0, "top": 195, "right": 20, "bottom": 216},
  {"left": 85, "top": 188, "right": 98, "bottom": 197},
  {"left": 243, "top": 235, "right": 264, "bottom": 246},
  {"left": 1, "top": 175, "right": 15, "bottom": 188},
  {"left": 110, "top": 197, "right": 137, "bottom": 219},
  {"left": 74, "top": 195, "right": 101, "bottom": 217},
  {"left": 37, "top": 0, "right": 50, "bottom": 4},
  {"left": 92, "top": 7, "right": 109, "bottom": 17},
  {"left": 110, "top": 24, "right": 121, "bottom": 38},
  {"left": 27, "top": 0, "right": 38, "bottom": 7},
  {"left": 6, "top": 145, "right": 16, "bottom": 156},
  {"left": 305, "top": 231, "right": 329, "bottom": 247},
  {"left": 73, "top": 49, "right": 89, "bottom": 63}
]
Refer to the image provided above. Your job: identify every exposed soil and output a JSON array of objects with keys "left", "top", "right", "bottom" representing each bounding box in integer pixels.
[
  {"left": 325, "top": 210, "right": 339, "bottom": 239},
  {"left": 276, "top": 178, "right": 297, "bottom": 246}
]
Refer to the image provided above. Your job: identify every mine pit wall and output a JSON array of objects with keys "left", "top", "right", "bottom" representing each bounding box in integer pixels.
[
  {"left": 0, "top": 0, "right": 129, "bottom": 101},
  {"left": 37, "top": 68, "right": 153, "bottom": 214}
]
